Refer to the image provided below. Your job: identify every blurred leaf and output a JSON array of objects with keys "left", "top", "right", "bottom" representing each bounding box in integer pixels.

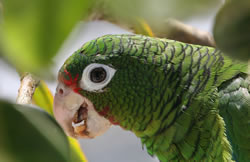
[
  {"left": 213, "top": 0, "right": 250, "bottom": 60},
  {"left": 0, "top": 2, "right": 2, "bottom": 20},
  {"left": 33, "top": 80, "right": 54, "bottom": 115},
  {"left": 0, "top": 0, "right": 93, "bottom": 75},
  {"left": 134, "top": 18, "right": 155, "bottom": 37},
  {"left": 90, "top": 0, "right": 222, "bottom": 31},
  {"left": 0, "top": 100, "right": 69, "bottom": 162},
  {"left": 32, "top": 81, "right": 88, "bottom": 162},
  {"left": 68, "top": 137, "right": 88, "bottom": 162}
]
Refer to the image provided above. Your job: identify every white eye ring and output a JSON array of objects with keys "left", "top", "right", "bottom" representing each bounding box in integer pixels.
[{"left": 80, "top": 63, "right": 116, "bottom": 92}]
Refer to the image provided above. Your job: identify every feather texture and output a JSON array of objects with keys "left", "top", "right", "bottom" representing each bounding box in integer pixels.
[{"left": 58, "top": 34, "right": 250, "bottom": 162}]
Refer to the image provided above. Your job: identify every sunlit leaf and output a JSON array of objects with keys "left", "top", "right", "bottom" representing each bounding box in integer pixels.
[
  {"left": 0, "top": 0, "right": 93, "bottom": 75},
  {"left": 33, "top": 80, "right": 54, "bottom": 115},
  {"left": 32, "top": 81, "right": 88, "bottom": 162},
  {"left": 0, "top": 100, "right": 69, "bottom": 162},
  {"left": 213, "top": 0, "right": 250, "bottom": 60},
  {"left": 68, "top": 137, "right": 88, "bottom": 162}
]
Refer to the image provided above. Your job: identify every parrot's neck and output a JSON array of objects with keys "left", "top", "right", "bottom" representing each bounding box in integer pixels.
[
  {"left": 129, "top": 106, "right": 232, "bottom": 161},
  {"left": 110, "top": 90, "right": 233, "bottom": 161}
]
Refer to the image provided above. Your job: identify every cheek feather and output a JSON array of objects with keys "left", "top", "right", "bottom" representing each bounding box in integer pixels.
[
  {"left": 98, "top": 106, "right": 110, "bottom": 116},
  {"left": 108, "top": 116, "right": 120, "bottom": 125},
  {"left": 97, "top": 106, "right": 120, "bottom": 125}
]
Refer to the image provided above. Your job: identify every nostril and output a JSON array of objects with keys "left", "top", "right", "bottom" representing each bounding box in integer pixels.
[{"left": 59, "top": 88, "right": 64, "bottom": 95}]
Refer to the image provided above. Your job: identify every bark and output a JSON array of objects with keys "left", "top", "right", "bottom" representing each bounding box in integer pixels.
[{"left": 16, "top": 73, "right": 40, "bottom": 104}]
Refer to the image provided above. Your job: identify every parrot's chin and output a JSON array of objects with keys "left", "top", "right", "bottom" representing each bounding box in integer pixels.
[{"left": 54, "top": 83, "right": 111, "bottom": 139}]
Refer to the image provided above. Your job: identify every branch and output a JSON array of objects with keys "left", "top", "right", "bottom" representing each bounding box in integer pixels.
[
  {"left": 153, "top": 19, "right": 216, "bottom": 47},
  {"left": 16, "top": 73, "right": 40, "bottom": 104},
  {"left": 90, "top": 16, "right": 215, "bottom": 47},
  {"left": 87, "top": 2, "right": 215, "bottom": 47}
]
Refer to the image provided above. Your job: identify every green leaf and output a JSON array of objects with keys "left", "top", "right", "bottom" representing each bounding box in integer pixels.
[
  {"left": 0, "top": 0, "right": 92, "bottom": 75},
  {"left": 32, "top": 81, "right": 88, "bottom": 162},
  {"left": 0, "top": 100, "right": 70, "bottom": 162},
  {"left": 213, "top": 0, "right": 250, "bottom": 61}
]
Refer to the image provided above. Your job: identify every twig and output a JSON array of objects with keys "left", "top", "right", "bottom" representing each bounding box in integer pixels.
[
  {"left": 153, "top": 19, "right": 216, "bottom": 47},
  {"left": 16, "top": 73, "right": 40, "bottom": 104}
]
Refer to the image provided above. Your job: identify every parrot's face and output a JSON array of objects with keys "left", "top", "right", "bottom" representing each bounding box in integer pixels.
[{"left": 54, "top": 46, "right": 153, "bottom": 138}]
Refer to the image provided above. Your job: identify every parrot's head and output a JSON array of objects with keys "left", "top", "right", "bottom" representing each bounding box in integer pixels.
[{"left": 54, "top": 35, "right": 162, "bottom": 138}]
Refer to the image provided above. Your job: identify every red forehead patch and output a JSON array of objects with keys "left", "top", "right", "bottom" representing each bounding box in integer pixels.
[{"left": 60, "top": 69, "right": 81, "bottom": 93}]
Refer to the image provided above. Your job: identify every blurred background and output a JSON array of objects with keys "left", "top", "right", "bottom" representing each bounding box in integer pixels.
[{"left": 0, "top": 0, "right": 232, "bottom": 162}]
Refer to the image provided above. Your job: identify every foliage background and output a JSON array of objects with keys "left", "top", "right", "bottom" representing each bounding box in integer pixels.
[{"left": 1, "top": 0, "right": 240, "bottom": 161}]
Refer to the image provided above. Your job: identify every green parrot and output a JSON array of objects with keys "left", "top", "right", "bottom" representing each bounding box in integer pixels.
[{"left": 53, "top": 34, "right": 250, "bottom": 162}]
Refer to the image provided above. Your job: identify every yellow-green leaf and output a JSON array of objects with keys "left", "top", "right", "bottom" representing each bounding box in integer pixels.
[
  {"left": 68, "top": 137, "right": 88, "bottom": 162},
  {"left": 135, "top": 18, "right": 155, "bottom": 37},
  {"left": 33, "top": 80, "right": 54, "bottom": 115}
]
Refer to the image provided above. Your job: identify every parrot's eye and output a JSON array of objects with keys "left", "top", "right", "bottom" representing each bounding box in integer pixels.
[
  {"left": 90, "top": 67, "right": 107, "bottom": 83},
  {"left": 80, "top": 63, "right": 116, "bottom": 92}
]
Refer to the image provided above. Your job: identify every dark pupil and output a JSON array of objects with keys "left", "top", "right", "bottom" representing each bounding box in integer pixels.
[{"left": 90, "top": 67, "right": 107, "bottom": 83}]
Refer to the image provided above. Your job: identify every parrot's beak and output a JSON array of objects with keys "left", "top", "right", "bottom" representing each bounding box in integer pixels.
[{"left": 53, "top": 83, "right": 111, "bottom": 138}]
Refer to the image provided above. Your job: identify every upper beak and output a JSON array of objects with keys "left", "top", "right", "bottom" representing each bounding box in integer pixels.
[{"left": 53, "top": 83, "right": 84, "bottom": 137}]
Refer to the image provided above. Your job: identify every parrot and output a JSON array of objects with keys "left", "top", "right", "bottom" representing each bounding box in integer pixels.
[{"left": 53, "top": 34, "right": 250, "bottom": 162}]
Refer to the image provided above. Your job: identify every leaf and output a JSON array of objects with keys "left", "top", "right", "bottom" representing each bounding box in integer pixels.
[
  {"left": 134, "top": 18, "right": 155, "bottom": 37},
  {"left": 213, "top": 0, "right": 250, "bottom": 61},
  {"left": 32, "top": 81, "right": 88, "bottom": 162},
  {"left": 33, "top": 80, "right": 54, "bottom": 115},
  {"left": 90, "top": 0, "right": 221, "bottom": 31},
  {"left": 0, "top": 0, "right": 93, "bottom": 75},
  {"left": 68, "top": 137, "right": 88, "bottom": 162},
  {"left": 0, "top": 100, "right": 70, "bottom": 162}
]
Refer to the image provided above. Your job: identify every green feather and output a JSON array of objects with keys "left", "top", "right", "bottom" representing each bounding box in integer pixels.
[{"left": 59, "top": 34, "right": 250, "bottom": 162}]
